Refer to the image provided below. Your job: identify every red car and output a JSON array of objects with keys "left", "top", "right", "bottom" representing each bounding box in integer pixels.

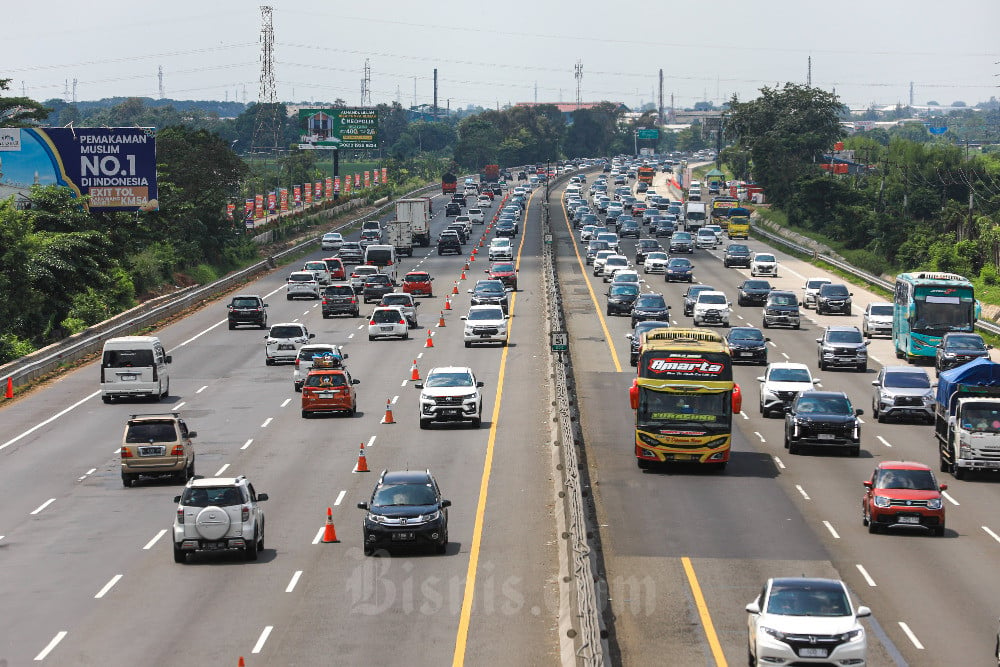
[
  {"left": 301, "top": 367, "right": 359, "bottom": 418},
  {"left": 401, "top": 271, "right": 434, "bottom": 297},
  {"left": 322, "top": 257, "right": 347, "bottom": 281},
  {"left": 487, "top": 262, "right": 518, "bottom": 291},
  {"left": 862, "top": 461, "right": 946, "bottom": 536}
]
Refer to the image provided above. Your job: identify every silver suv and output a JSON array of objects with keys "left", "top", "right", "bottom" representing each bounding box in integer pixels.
[
  {"left": 415, "top": 367, "right": 484, "bottom": 428},
  {"left": 172, "top": 475, "right": 268, "bottom": 562},
  {"left": 817, "top": 326, "right": 868, "bottom": 372},
  {"left": 862, "top": 302, "right": 893, "bottom": 338},
  {"left": 871, "top": 366, "right": 934, "bottom": 423}
]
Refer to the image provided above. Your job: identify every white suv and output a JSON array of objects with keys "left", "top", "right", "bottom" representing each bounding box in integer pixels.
[
  {"left": 801, "top": 277, "right": 831, "bottom": 309},
  {"left": 692, "top": 290, "right": 732, "bottom": 327},
  {"left": 862, "top": 302, "right": 893, "bottom": 338},
  {"left": 286, "top": 271, "right": 321, "bottom": 299},
  {"left": 757, "top": 362, "right": 821, "bottom": 417},
  {"left": 172, "top": 475, "right": 268, "bottom": 562},
  {"left": 488, "top": 238, "right": 513, "bottom": 261},
  {"left": 462, "top": 305, "right": 508, "bottom": 347},
  {"left": 265, "top": 323, "right": 314, "bottom": 365},
  {"left": 416, "top": 367, "right": 484, "bottom": 428}
]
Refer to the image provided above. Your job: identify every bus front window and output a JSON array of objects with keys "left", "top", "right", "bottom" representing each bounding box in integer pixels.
[
  {"left": 912, "top": 299, "right": 974, "bottom": 333},
  {"left": 637, "top": 391, "right": 730, "bottom": 429}
]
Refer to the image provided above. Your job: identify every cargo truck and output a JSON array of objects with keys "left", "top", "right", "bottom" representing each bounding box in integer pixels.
[
  {"left": 935, "top": 358, "right": 1000, "bottom": 479},
  {"left": 726, "top": 207, "right": 751, "bottom": 239},
  {"left": 395, "top": 198, "right": 431, "bottom": 247},
  {"left": 387, "top": 220, "right": 414, "bottom": 257},
  {"left": 481, "top": 164, "right": 500, "bottom": 183},
  {"left": 684, "top": 202, "right": 707, "bottom": 231},
  {"left": 441, "top": 173, "right": 457, "bottom": 195}
]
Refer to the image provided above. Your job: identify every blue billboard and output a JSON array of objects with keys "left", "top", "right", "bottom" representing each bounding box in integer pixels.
[{"left": 0, "top": 127, "right": 157, "bottom": 211}]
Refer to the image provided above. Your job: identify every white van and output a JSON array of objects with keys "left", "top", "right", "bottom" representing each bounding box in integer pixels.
[
  {"left": 100, "top": 336, "right": 171, "bottom": 403},
  {"left": 363, "top": 244, "right": 398, "bottom": 282}
]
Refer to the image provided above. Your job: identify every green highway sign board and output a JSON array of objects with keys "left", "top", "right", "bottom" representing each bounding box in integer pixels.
[
  {"left": 637, "top": 128, "right": 659, "bottom": 140},
  {"left": 298, "top": 108, "right": 379, "bottom": 150}
]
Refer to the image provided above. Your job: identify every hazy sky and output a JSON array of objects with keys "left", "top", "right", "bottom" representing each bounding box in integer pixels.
[{"left": 6, "top": 1, "right": 999, "bottom": 111}]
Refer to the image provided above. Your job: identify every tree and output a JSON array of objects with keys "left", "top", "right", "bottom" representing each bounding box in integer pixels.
[
  {"left": 0, "top": 77, "right": 50, "bottom": 127},
  {"left": 564, "top": 103, "right": 623, "bottom": 158},
  {"left": 725, "top": 84, "right": 845, "bottom": 206}
]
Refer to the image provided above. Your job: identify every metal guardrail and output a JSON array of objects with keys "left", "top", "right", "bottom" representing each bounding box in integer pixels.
[
  {"left": 0, "top": 181, "right": 443, "bottom": 391},
  {"left": 751, "top": 222, "right": 1000, "bottom": 337},
  {"left": 542, "top": 172, "right": 607, "bottom": 666}
]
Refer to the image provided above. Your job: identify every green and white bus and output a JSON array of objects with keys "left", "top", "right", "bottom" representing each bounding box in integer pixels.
[{"left": 893, "top": 272, "right": 979, "bottom": 361}]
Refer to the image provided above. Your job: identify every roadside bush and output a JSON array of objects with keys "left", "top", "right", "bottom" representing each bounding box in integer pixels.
[
  {"left": 0, "top": 333, "right": 35, "bottom": 365},
  {"left": 128, "top": 241, "right": 179, "bottom": 294},
  {"left": 186, "top": 264, "right": 219, "bottom": 285}
]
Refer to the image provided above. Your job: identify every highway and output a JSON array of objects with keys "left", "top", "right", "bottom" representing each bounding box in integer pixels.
[
  {"left": 0, "top": 184, "right": 560, "bottom": 665},
  {"left": 556, "top": 169, "right": 1000, "bottom": 666}
]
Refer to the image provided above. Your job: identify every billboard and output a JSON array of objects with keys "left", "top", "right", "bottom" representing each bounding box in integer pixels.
[
  {"left": 298, "top": 108, "right": 379, "bottom": 150},
  {"left": 0, "top": 127, "right": 157, "bottom": 211}
]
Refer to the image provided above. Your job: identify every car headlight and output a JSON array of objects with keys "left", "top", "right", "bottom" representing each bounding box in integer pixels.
[
  {"left": 927, "top": 498, "right": 943, "bottom": 510},
  {"left": 761, "top": 626, "right": 788, "bottom": 643},
  {"left": 873, "top": 495, "right": 891, "bottom": 508},
  {"left": 368, "top": 513, "right": 388, "bottom": 524},
  {"left": 419, "top": 510, "right": 441, "bottom": 522},
  {"left": 841, "top": 628, "right": 864, "bottom": 643},
  {"left": 460, "top": 393, "right": 478, "bottom": 401}
]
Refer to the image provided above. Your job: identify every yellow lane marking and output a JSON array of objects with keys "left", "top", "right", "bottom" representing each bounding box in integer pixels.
[
  {"left": 452, "top": 187, "right": 532, "bottom": 666},
  {"left": 558, "top": 194, "right": 623, "bottom": 372},
  {"left": 681, "top": 556, "right": 728, "bottom": 666}
]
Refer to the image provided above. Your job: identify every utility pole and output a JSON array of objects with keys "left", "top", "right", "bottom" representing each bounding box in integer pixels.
[
  {"left": 909, "top": 81, "right": 914, "bottom": 108},
  {"left": 658, "top": 69, "right": 664, "bottom": 126},
  {"left": 361, "top": 58, "right": 371, "bottom": 108},
  {"left": 807, "top": 55, "right": 811, "bottom": 86},
  {"left": 72, "top": 79, "right": 77, "bottom": 103},
  {"left": 158, "top": 66, "right": 164, "bottom": 99},
  {"left": 433, "top": 68, "right": 438, "bottom": 119}
]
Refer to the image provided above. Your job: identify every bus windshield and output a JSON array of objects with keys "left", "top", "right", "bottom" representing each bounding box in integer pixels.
[
  {"left": 637, "top": 391, "right": 731, "bottom": 429},
  {"left": 913, "top": 292, "right": 975, "bottom": 333}
]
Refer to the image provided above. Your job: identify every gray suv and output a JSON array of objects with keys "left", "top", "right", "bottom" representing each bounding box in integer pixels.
[
  {"left": 817, "top": 326, "right": 868, "bottom": 372},
  {"left": 871, "top": 366, "right": 934, "bottom": 423}
]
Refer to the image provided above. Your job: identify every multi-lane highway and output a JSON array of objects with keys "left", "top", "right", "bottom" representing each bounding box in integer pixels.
[
  {"left": 558, "top": 169, "right": 1000, "bottom": 666},
  {"left": 0, "top": 185, "right": 561, "bottom": 665}
]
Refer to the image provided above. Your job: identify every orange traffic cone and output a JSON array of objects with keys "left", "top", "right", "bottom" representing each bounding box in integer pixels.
[
  {"left": 469, "top": 254, "right": 475, "bottom": 262},
  {"left": 411, "top": 360, "right": 421, "bottom": 381},
  {"left": 452, "top": 282, "right": 459, "bottom": 295},
  {"left": 238, "top": 658, "right": 245, "bottom": 667},
  {"left": 438, "top": 312, "right": 446, "bottom": 327},
  {"left": 382, "top": 399, "right": 395, "bottom": 424},
  {"left": 460, "top": 270, "right": 466, "bottom": 280},
  {"left": 444, "top": 297, "right": 452, "bottom": 311},
  {"left": 354, "top": 442, "right": 370, "bottom": 473},
  {"left": 4, "top": 377, "right": 12, "bottom": 399},
  {"left": 463, "top": 261, "right": 470, "bottom": 271},
  {"left": 425, "top": 332, "right": 434, "bottom": 348},
  {"left": 478, "top": 238, "right": 484, "bottom": 248},
  {"left": 322, "top": 507, "right": 340, "bottom": 542}
]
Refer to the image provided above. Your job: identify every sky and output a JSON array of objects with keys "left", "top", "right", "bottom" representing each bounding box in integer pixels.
[{"left": 5, "top": 1, "right": 999, "bottom": 112}]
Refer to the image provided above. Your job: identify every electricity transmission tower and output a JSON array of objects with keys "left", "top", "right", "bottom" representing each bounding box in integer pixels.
[
  {"left": 251, "top": 5, "right": 282, "bottom": 157},
  {"left": 574, "top": 60, "right": 583, "bottom": 108}
]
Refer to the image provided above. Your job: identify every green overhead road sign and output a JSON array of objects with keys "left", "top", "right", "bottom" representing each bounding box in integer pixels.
[{"left": 637, "top": 129, "right": 659, "bottom": 140}]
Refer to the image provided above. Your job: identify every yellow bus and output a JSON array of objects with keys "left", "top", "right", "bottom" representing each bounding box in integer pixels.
[{"left": 628, "top": 329, "right": 742, "bottom": 471}]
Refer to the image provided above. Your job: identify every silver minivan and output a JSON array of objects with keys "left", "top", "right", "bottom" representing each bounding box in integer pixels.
[{"left": 100, "top": 336, "right": 171, "bottom": 403}]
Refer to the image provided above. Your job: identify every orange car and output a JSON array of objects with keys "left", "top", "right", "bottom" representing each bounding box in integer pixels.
[
  {"left": 301, "top": 367, "right": 359, "bottom": 418},
  {"left": 862, "top": 461, "right": 946, "bottom": 536},
  {"left": 402, "top": 271, "right": 434, "bottom": 297}
]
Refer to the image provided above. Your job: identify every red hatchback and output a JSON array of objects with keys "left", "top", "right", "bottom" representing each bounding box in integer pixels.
[
  {"left": 322, "top": 257, "right": 347, "bottom": 281},
  {"left": 862, "top": 461, "right": 946, "bottom": 536},
  {"left": 487, "top": 262, "right": 518, "bottom": 291},
  {"left": 402, "top": 271, "right": 434, "bottom": 297}
]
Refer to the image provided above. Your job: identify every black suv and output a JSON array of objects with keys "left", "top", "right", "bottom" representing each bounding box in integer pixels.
[
  {"left": 936, "top": 332, "right": 991, "bottom": 375},
  {"left": 817, "top": 326, "right": 868, "bottom": 372},
  {"left": 683, "top": 284, "right": 715, "bottom": 317},
  {"left": 357, "top": 469, "right": 450, "bottom": 555},
  {"left": 446, "top": 224, "right": 467, "bottom": 244},
  {"left": 445, "top": 202, "right": 461, "bottom": 217},
  {"left": 227, "top": 295, "right": 268, "bottom": 329},
  {"left": 784, "top": 390, "right": 862, "bottom": 456},
  {"left": 762, "top": 290, "right": 801, "bottom": 329},
  {"left": 469, "top": 279, "right": 510, "bottom": 313},
  {"left": 630, "top": 292, "right": 670, "bottom": 327},
  {"left": 438, "top": 231, "right": 462, "bottom": 255},
  {"left": 815, "top": 283, "right": 853, "bottom": 315},
  {"left": 723, "top": 244, "right": 752, "bottom": 268},
  {"left": 321, "top": 284, "right": 360, "bottom": 318},
  {"left": 606, "top": 284, "right": 640, "bottom": 316},
  {"left": 737, "top": 279, "right": 773, "bottom": 306},
  {"left": 727, "top": 326, "right": 769, "bottom": 365},
  {"left": 362, "top": 274, "right": 396, "bottom": 304},
  {"left": 619, "top": 218, "right": 641, "bottom": 238}
]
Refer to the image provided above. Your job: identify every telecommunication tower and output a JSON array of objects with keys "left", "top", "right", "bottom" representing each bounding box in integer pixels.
[
  {"left": 158, "top": 66, "right": 164, "bottom": 99},
  {"left": 251, "top": 5, "right": 282, "bottom": 155},
  {"left": 361, "top": 59, "right": 372, "bottom": 108},
  {"left": 574, "top": 60, "right": 583, "bottom": 108}
]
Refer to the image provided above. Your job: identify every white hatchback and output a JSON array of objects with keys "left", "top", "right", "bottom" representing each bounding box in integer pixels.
[
  {"left": 477, "top": 196, "right": 492, "bottom": 208},
  {"left": 750, "top": 253, "right": 779, "bottom": 277},
  {"left": 467, "top": 208, "right": 485, "bottom": 223},
  {"left": 368, "top": 306, "right": 409, "bottom": 341}
]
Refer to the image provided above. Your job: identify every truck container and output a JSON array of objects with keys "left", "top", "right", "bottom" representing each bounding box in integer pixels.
[
  {"left": 481, "top": 164, "right": 500, "bottom": 183},
  {"left": 935, "top": 358, "right": 1000, "bottom": 479},
  {"left": 395, "top": 198, "right": 431, "bottom": 247},
  {"left": 441, "top": 172, "right": 457, "bottom": 195},
  {"left": 684, "top": 202, "right": 707, "bottom": 231},
  {"left": 387, "top": 220, "right": 414, "bottom": 257}
]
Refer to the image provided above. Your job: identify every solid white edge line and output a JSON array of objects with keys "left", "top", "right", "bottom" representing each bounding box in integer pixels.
[
  {"left": 286, "top": 571, "right": 303, "bottom": 593},
  {"left": 334, "top": 490, "right": 347, "bottom": 506},
  {"left": 773, "top": 456, "right": 786, "bottom": 469},
  {"left": 1, "top": 390, "right": 101, "bottom": 451},
  {"left": 897, "top": 621, "right": 924, "bottom": 650},
  {"left": 214, "top": 464, "right": 230, "bottom": 477},
  {"left": 941, "top": 490, "right": 960, "bottom": 506},
  {"left": 795, "top": 484, "right": 810, "bottom": 500},
  {"left": 280, "top": 398, "right": 291, "bottom": 408},
  {"left": 855, "top": 563, "right": 877, "bottom": 587},
  {"left": 30, "top": 498, "right": 56, "bottom": 515},
  {"left": 95, "top": 574, "right": 123, "bottom": 599},
  {"left": 143, "top": 528, "right": 167, "bottom": 550},
  {"left": 261, "top": 417, "right": 273, "bottom": 428},
  {"left": 312, "top": 526, "right": 325, "bottom": 544},
  {"left": 34, "top": 630, "right": 68, "bottom": 661},
  {"left": 876, "top": 436, "right": 892, "bottom": 448},
  {"left": 241, "top": 439, "right": 253, "bottom": 450},
  {"left": 983, "top": 526, "right": 1000, "bottom": 544},
  {"left": 252, "top": 625, "right": 273, "bottom": 654},
  {"left": 822, "top": 520, "right": 841, "bottom": 539}
]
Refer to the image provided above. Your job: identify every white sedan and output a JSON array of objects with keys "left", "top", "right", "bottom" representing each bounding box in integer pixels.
[
  {"left": 320, "top": 232, "right": 344, "bottom": 251},
  {"left": 643, "top": 251, "right": 670, "bottom": 274},
  {"left": 477, "top": 196, "right": 492, "bottom": 208}
]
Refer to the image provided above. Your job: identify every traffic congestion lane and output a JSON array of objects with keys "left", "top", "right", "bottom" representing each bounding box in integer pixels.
[{"left": 0, "top": 184, "right": 560, "bottom": 665}]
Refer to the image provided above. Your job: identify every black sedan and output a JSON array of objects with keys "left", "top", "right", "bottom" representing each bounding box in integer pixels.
[
  {"left": 726, "top": 326, "right": 770, "bottom": 365},
  {"left": 665, "top": 257, "right": 695, "bottom": 283},
  {"left": 606, "top": 284, "right": 641, "bottom": 316},
  {"left": 630, "top": 293, "right": 671, "bottom": 328},
  {"left": 625, "top": 320, "right": 671, "bottom": 366},
  {"left": 737, "top": 279, "right": 773, "bottom": 306},
  {"left": 723, "top": 244, "right": 752, "bottom": 268}
]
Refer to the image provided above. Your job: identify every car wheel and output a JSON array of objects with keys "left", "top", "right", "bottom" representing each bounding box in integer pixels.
[
  {"left": 862, "top": 505, "right": 869, "bottom": 526},
  {"left": 419, "top": 418, "right": 431, "bottom": 429},
  {"left": 762, "top": 320, "right": 769, "bottom": 329},
  {"left": 228, "top": 322, "right": 236, "bottom": 330},
  {"left": 788, "top": 440, "right": 800, "bottom": 455},
  {"left": 818, "top": 360, "right": 827, "bottom": 371},
  {"left": 286, "top": 295, "right": 292, "bottom": 301},
  {"left": 857, "top": 364, "right": 867, "bottom": 373},
  {"left": 953, "top": 464, "right": 966, "bottom": 480},
  {"left": 266, "top": 358, "right": 275, "bottom": 366},
  {"left": 301, "top": 410, "right": 309, "bottom": 418},
  {"left": 471, "top": 411, "right": 482, "bottom": 428},
  {"left": 868, "top": 519, "right": 879, "bottom": 534},
  {"left": 637, "top": 458, "right": 651, "bottom": 470},
  {"left": 102, "top": 396, "right": 112, "bottom": 404},
  {"left": 122, "top": 473, "right": 135, "bottom": 488},
  {"left": 403, "top": 331, "right": 409, "bottom": 340},
  {"left": 245, "top": 531, "right": 259, "bottom": 561},
  {"left": 347, "top": 402, "right": 356, "bottom": 417},
  {"left": 322, "top": 313, "right": 330, "bottom": 319},
  {"left": 368, "top": 335, "right": 375, "bottom": 341},
  {"left": 793, "top": 323, "right": 800, "bottom": 330},
  {"left": 435, "top": 530, "right": 448, "bottom": 555},
  {"left": 173, "top": 541, "right": 187, "bottom": 563},
  {"left": 465, "top": 341, "right": 472, "bottom": 348}
]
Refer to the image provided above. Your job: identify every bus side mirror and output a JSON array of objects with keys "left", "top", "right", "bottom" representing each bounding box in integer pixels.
[
  {"left": 732, "top": 383, "right": 743, "bottom": 414},
  {"left": 629, "top": 380, "right": 639, "bottom": 410}
]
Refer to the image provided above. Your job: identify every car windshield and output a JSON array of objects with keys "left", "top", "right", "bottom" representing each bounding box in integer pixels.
[
  {"left": 372, "top": 483, "right": 437, "bottom": 507},
  {"left": 673, "top": 233, "right": 692, "bottom": 241},
  {"left": 476, "top": 283, "right": 505, "bottom": 295},
  {"left": 769, "top": 293, "right": 797, "bottom": 306},
  {"left": 699, "top": 294, "right": 726, "bottom": 305},
  {"left": 270, "top": 326, "right": 305, "bottom": 338},
  {"left": 875, "top": 468, "right": 937, "bottom": 490},
  {"left": 305, "top": 373, "right": 346, "bottom": 388},
  {"left": 946, "top": 335, "right": 987, "bottom": 351},
  {"left": 796, "top": 396, "right": 851, "bottom": 414},
  {"left": 754, "top": 255, "right": 775, "bottom": 262},
  {"left": 606, "top": 258, "right": 628, "bottom": 267},
  {"left": 469, "top": 308, "right": 504, "bottom": 321},
  {"left": 404, "top": 274, "right": 429, "bottom": 283},
  {"left": 869, "top": 305, "right": 893, "bottom": 316},
  {"left": 884, "top": 371, "right": 930, "bottom": 388},
  {"left": 492, "top": 263, "right": 515, "bottom": 272},
  {"left": 289, "top": 274, "right": 314, "bottom": 282},
  {"left": 125, "top": 422, "right": 176, "bottom": 443},
  {"left": 770, "top": 368, "right": 812, "bottom": 383},
  {"left": 382, "top": 295, "right": 410, "bottom": 306},
  {"left": 232, "top": 298, "right": 260, "bottom": 308},
  {"left": 728, "top": 246, "right": 749, "bottom": 254},
  {"left": 366, "top": 276, "right": 391, "bottom": 285},
  {"left": 182, "top": 486, "right": 243, "bottom": 508},
  {"left": 492, "top": 239, "right": 511, "bottom": 247},
  {"left": 635, "top": 295, "right": 666, "bottom": 308},
  {"left": 425, "top": 372, "right": 474, "bottom": 388},
  {"left": 827, "top": 330, "right": 863, "bottom": 344},
  {"left": 610, "top": 285, "right": 640, "bottom": 296},
  {"left": 821, "top": 285, "right": 850, "bottom": 297},
  {"left": 730, "top": 329, "right": 764, "bottom": 342},
  {"left": 806, "top": 279, "right": 830, "bottom": 289},
  {"left": 765, "top": 582, "right": 850, "bottom": 617},
  {"left": 646, "top": 253, "right": 668, "bottom": 261},
  {"left": 305, "top": 262, "right": 326, "bottom": 270},
  {"left": 372, "top": 309, "right": 402, "bottom": 324},
  {"left": 668, "top": 259, "right": 692, "bottom": 268}
]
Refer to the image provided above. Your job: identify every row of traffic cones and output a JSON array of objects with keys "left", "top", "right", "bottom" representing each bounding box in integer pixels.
[{"left": 317, "top": 439, "right": 372, "bottom": 542}]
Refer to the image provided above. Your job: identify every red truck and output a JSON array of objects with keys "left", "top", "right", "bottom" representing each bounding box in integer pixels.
[{"left": 441, "top": 173, "right": 457, "bottom": 195}]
